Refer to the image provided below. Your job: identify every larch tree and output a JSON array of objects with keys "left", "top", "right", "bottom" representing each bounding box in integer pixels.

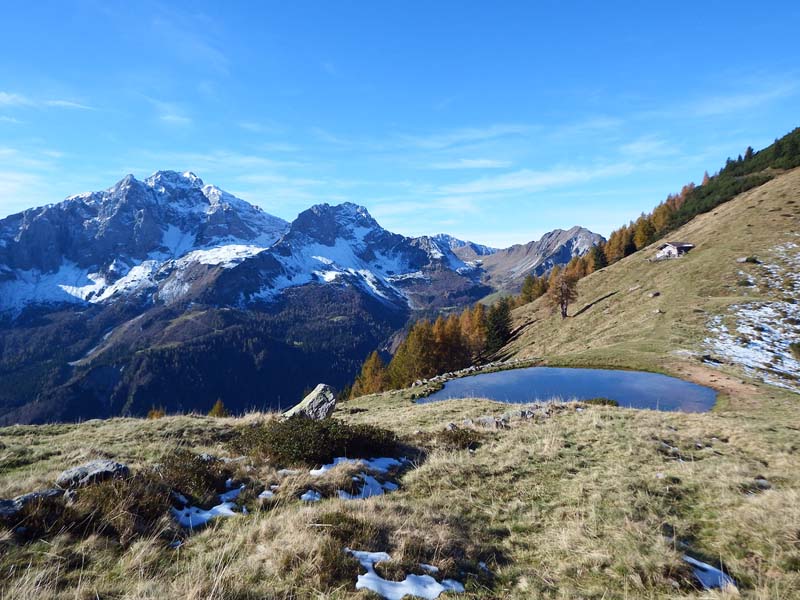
[
  {"left": 350, "top": 350, "right": 388, "bottom": 398},
  {"left": 547, "top": 268, "right": 579, "bottom": 319}
]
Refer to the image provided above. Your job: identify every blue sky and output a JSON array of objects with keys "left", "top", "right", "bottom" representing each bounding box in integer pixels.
[{"left": 1, "top": 1, "right": 798, "bottom": 247}]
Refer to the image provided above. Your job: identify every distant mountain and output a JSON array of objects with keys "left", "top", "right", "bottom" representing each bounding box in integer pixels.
[
  {"left": 481, "top": 226, "right": 605, "bottom": 290},
  {"left": 431, "top": 234, "right": 497, "bottom": 261},
  {"left": 0, "top": 171, "right": 602, "bottom": 423}
]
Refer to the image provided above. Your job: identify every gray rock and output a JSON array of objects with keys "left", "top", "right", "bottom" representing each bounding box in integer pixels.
[
  {"left": 754, "top": 477, "right": 771, "bottom": 490},
  {"left": 0, "top": 499, "right": 19, "bottom": 519},
  {"left": 476, "top": 416, "right": 509, "bottom": 429},
  {"left": 14, "top": 488, "right": 63, "bottom": 506},
  {"left": 56, "top": 459, "right": 129, "bottom": 489},
  {"left": 0, "top": 488, "right": 65, "bottom": 521},
  {"left": 648, "top": 291, "right": 661, "bottom": 298},
  {"left": 282, "top": 383, "right": 337, "bottom": 420}
]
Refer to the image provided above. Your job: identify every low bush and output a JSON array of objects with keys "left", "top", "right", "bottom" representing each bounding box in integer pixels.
[
  {"left": 232, "top": 417, "right": 398, "bottom": 466},
  {"left": 790, "top": 341, "right": 800, "bottom": 360},
  {"left": 435, "top": 428, "right": 486, "bottom": 451},
  {"left": 159, "top": 449, "right": 230, "bottom": 505},
  {"left": 584, "top": 397, "right": 620, "bottom": 407},
  {"left": 736, "top": 278, "right": 754, "bottom": 287}
]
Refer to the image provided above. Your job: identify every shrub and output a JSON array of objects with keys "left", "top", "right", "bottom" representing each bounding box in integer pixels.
[
  {"left": 159, "top": 449, "right": 229, "bottom": 505},
  {"left": 584, "top": 397, "right": 620, "bottom": 407},
  {"left": 147, "top": 406, "right": 166, "bottom": 419},
  {"left": 232, "top": 417, "right": 398, "bottom": 466},
  {"left": 736, "top": 278, "right": 754, "bottom": 287},
  {"left": 208, "top": 399, "right": 230, "bottom": 418},
  {"left": 435, "top": 428, "right": 486, "bottom": 451},
  {"left": 790, "top": 342, "right": 800, "bottom": 360}
]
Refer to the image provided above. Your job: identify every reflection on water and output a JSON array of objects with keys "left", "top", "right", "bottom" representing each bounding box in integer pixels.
[{"left": 421, "top": 367, "right": 717, "bottom": 412}]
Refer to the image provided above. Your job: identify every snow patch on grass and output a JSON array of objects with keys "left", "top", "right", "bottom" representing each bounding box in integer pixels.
[{"left": 345, "top": 548, "right": 465, "bottom": 600}]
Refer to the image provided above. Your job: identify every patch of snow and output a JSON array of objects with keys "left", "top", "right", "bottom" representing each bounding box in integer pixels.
[
  {"left": 345, "top": 548, "right": 465, "bottom": 600},
  {"left": 420, "top": 564, "right": 440, "bottom": 574},
  {"left": 176, "top": 245, "right": 266, "bottom": 269},
  {"left": 171, "top": 501, "right": 239, "bottom": 529},
  {"left": 219, "top": 485, "right": 245, "bottom": 503},
  {"left": 300, "top": 489, "right": 322, "bottom": 502},
  {"left": 337, "top": 473, "right": 398, "bottom": 500},
  {"left": 310, "top": 456, "right": 404, "bottom": 476},
  {"left": 683, "top": 555, "right": 736, "bottom": 590},
  {"left": 160, "top": 224, "right": 197, "bottom": 259},
  {"left": 704, "top": 242, "right": 800, "bottom": 393}
]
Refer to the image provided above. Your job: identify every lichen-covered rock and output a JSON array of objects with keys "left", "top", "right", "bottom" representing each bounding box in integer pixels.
[
  {"left": 56, "top": 460, "right": 129, "bottom": 489},
  {"left": 282, "top": 384, "right": 337, "bottom": 420}
]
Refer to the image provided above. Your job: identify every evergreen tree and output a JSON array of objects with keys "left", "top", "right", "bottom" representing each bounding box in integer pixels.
[
  {"left": 588, "top": 244, "right": 607, "bottom": 271},
  {"left": 350, "top": 350, "right": 388, "bottom": 398},
  {"left": 520, "top": 274, "right": 537, "bottom": 303},
  {"left": 485, "top": 298, "right": 512, "bottom": 354}
]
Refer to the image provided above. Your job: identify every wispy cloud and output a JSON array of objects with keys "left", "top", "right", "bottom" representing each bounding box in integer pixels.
[
  {"left": 0, "top": 116, "right": 22, "bottom": 124},
  {"left": 146, "top": 98, "right": 192, "bottom": 126},
  {"left": 429, "top": 158, "right": 512, "bottom": 170},
  {"left": 397, "top": 123, "right": 534, "bottom": 150},
  {"left": 0, "top": 91, "right": 94, "bottom": 110},
  {"left": 438, "top": 163, "right": 635, "bottom": 195},
  {"left": 619, "top": 136, "right": 678, "bottom": 158},
  {"left": 44, "top": 99, "right": 94, "bottom": 110},
  {"left": 688, "top": 83, "right": 797, "bottom": 117},
  {"left": 0, "top": 92, "right": 30, "bottom": 106}
]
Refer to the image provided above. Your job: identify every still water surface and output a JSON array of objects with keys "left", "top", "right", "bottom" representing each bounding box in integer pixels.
[{"left": 421, "top": 367, "right": 717, "bottom": 412}]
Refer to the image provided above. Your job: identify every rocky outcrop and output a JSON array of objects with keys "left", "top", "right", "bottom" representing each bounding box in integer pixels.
[
  {"left": 56, "top": 459, "right": 129, "bottom": 489},
  {"left": 282, "top": 384, "right": 337, "bottom": 420}
]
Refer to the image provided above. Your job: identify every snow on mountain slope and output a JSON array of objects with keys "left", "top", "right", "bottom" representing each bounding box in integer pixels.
[
  {"left": 0, "top": 171, "right": 288, "bottom": 313},
  {"left": 0, "top": 173, "right": 602, "bottom": 315}
]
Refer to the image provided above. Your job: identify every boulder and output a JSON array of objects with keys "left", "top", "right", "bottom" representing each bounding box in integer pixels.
[
  {"left": 56, "top": 459, "right": 129, "bottom": 489},
  {"left": 0, "top": 499, "right": 19, "bottom": 520},
  {"left": 282, "top": 384, "right": 337, "bottom": 420},
  {"left": 0, "top": 488, "right": 64, "bottom": 521}
]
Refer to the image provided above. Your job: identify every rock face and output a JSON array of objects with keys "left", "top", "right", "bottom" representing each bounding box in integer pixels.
[
  {"left": 282, "top": 384, "right": 337, "bottom": 420},
  {"left": 56, "top": 460, "right": 129, "bottom": 489}
]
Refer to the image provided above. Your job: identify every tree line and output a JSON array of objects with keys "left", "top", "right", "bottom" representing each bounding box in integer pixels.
[{"left": 350, "top": 300, "right": 514, "bottom": 396}]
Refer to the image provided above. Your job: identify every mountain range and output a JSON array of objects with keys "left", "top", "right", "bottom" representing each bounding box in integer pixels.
[{"left": 0, "top": 171, "right": 603, "bottom": 423}]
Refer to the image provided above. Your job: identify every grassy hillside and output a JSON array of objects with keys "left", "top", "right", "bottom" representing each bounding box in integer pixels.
[
  {"left": 1, "top": 170, "right": 799, "bottom": 599},
  {"left": 501, "top": 167, "right": 800, "bottom": 413}
]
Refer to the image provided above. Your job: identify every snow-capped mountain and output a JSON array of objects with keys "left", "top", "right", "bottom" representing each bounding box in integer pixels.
[
  {"left": 0, "top": 171, "right": 289, "bottom": 311},
  {"left": 432, "top": 234, "right": 497, "bottom": 261},
  {"left": 0, "top": 171, "right": 603, "bottom": 425}
]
